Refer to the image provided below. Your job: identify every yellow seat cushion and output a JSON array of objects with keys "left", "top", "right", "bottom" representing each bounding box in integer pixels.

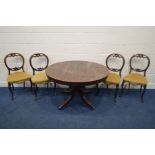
[
  {"left": 105, "top": 73, "right": 121, "bottom": 85},
  {"left": 7, "top": 72, "right": 31, "bottom": 83},
  {"left": 31, "top": 72, "right": 49, "bottom": 84},
  {"left": 123, "top": 73, "right": 148, "bottom": 85}
]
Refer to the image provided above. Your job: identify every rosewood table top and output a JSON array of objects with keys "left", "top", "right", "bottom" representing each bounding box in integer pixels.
[{"left": 46, "top": 61, "right": 109, "bottom": 86}]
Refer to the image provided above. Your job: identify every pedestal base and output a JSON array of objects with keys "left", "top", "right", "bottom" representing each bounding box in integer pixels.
[{"left": 59, "top": 87, "right": 95, "bottom": 110}]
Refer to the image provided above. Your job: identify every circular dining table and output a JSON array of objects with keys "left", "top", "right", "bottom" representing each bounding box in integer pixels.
[{"left": 45, "top": 61, "right": 109, "bottom": 110}]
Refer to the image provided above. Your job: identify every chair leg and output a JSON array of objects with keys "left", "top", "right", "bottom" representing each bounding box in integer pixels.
[
  {"left": 96, "top": 83, "right": 99, "bottom": 95},
  {"left": 106, "top": 84, "right": 108, "bottom": 89},
  {"left": 114, "top": 84, "right": 119, "bottom": 102},
  {"left": 12, "top": 84, "right": 14, "bottom": 91},
  {"left": 141, "top": 85, "right": 146, "bottom": 103},
  {"left": 36, "top": 84, "right": 38, "bottom": 91},
  {"left": 8, "top": 83, "right": 14, "bottom": 100},
  {"left": 120, "top": 80, "right": 125, "bottom": 97},
  {"left": 23, "top": 82, "right": 25, "bottom": 89},
  {"left": 30, "top": 80, "right": 33, "bottom": 92},
  {"left": 140, "top": 85, "right": 143, "bottom": 92},
  {"left": 54, "top": 82, "right": 56, "bottom": 95},
  {"left": 32, "top": 84, "right": 37, "bottom": 99},
  {"left": 47, "top": 83, "right": 49, "bottom": 88}
]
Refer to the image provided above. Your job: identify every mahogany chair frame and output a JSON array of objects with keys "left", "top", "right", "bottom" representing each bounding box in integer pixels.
[
  {"left": 121, "top": 54, "right": 150, "bottom": 102},
  {"left": 105, "top": 53, "right": 125, "bottom": 101},
  {"left": 4, "top": 53, "right": 32, "bottom": 100},
  {"left": 29, "top": 53, "right": 56, "bottom": 98}
]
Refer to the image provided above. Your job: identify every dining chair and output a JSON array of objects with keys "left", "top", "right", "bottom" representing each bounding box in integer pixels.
[
  {"left": 29, "top": 53, "right": 56, "bottom": 99},
  {"left": 121, "top": 54, "right": 150, "bottom": 102},
  {"left": 4, "top": 53, "right": 31, "bottom": 100},
  {"left": 103, "top": 53, "right": 125, "bottom": 102}
]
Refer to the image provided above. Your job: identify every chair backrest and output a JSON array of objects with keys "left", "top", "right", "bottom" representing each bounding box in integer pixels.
[
  {"left": 106, "top": 53, "right": 125, "bottom": 77},
  {"left": 29, "top": 53, "right": 49, "bottom": 75},
  {"left": 4, "top": 53, "right": 25, "bottom": 75},
  {"left": 129, "top": 54, "right": 150, "bottom": 76}
]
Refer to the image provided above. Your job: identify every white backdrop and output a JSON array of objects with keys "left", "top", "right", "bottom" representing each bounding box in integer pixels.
[{"left": 0, "top": 26, "right": 155, "bottom": 88}]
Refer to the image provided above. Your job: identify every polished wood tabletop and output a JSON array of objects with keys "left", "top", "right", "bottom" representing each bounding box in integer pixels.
[
  {"left": 46, "top": 61, "right": 109, "bottom": 110},
  {"left": 46, "top": 61, "right": 109, "bottom": 86}
]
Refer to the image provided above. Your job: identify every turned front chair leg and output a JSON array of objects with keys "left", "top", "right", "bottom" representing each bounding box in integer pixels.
[
  {"left": 96, "top": 83, "right": 99, "bottom": 95},
  {"left": 140, "top": 85, "right": 143, "bottom": 92},
  {"left": 114, "top": 84, "right": 119, "bottom": 102},
  {"left": 120, "top": 80, "right": 125, "bottom": 97},
  {"left": 29, "top": 80, "right": 33, "bottom": 92},
  {"left": 36, "top": 84, "right": 38, "bottom": 91},
  {"left": 54, "top": 82, "right": 56, "bottom": 95},
  {"left": 23, "top": 82, "right": 26, "bottom": 89},
  {"left": 106, "top": 84, "right": 108, "bottom": 89},
  {"left": 12, "top": 84, "right": 14, "bottom": 91},
  {"left": 141, "top": 85, "right": 146, "bottom": 103},
  {"left": 32, "top": 84, "right": 37, "bottom": 100},
  {"left": 8, "top": 83, "right": 14, "bottom": 100},
  {"left": 128, "top": 83, "right": 131, "bottom": 90}
]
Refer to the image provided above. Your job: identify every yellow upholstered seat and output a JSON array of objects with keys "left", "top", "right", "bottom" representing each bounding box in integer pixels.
[
  {"left": 105, "top": 73, "right": 121, "bottom": 85},
  {"left": 31, "top": 72, "right": 49, "bottom": 84},
  {"left": 7, "top": 72, "right": 31, "bottom": 84},
  {"left": 123, "top": 73, "right": 147, "bottom": 86}
]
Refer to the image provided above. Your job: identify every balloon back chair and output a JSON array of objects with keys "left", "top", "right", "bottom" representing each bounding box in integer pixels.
[
  {"left": 121, "top": 54, "right": 150, "bottom": 102},
  {"left": 104, "top": 53, "right": 125, "bottom": 102},
  {"left": 4, "top": 53, "right": 31, "bottom": 100},
  {"left": 29, "top": 53, "right": 56, "bottom": 99}
]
